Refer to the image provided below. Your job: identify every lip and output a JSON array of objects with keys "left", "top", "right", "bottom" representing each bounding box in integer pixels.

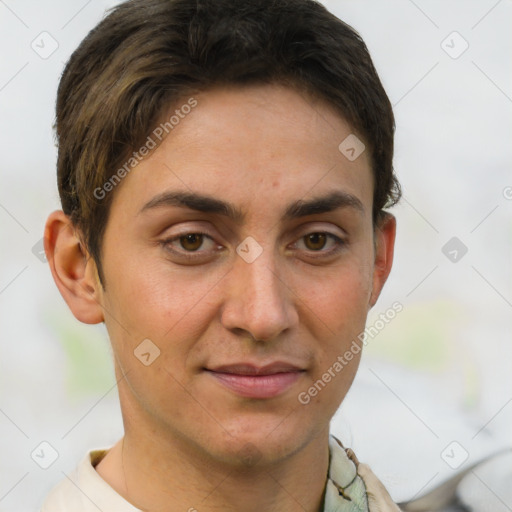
[{"left": 205, "top": 362, "right": 305, "bottom": 399}]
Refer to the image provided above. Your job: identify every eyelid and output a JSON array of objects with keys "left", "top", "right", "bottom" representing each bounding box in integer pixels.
[
  {"left": 164, "top": 228, "right": 214, "bottom": 239},
  {"left": 293, "top": 221, "right": 347, "bottom": 238}
]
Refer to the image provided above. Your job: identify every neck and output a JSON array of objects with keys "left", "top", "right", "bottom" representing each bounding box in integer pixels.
[{"left": 97, "top": 421, "right": 331, "bottom": 512}]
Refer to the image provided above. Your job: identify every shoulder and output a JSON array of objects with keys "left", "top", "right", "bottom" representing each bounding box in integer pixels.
[
  {"left": 40, "top": 449, "right": 140, "bottom": 512},
  {"left": 40, "top": 453, "right": 95, "bottom": 512},
  {"left": 328, "top": 435, "right": 402, "bottom": 512},
  {"left": 41, "top": 477, "right": 82, "bottom": 512},
  {"left": 356, "top": 462, "right": 402, "bottom": 512}
]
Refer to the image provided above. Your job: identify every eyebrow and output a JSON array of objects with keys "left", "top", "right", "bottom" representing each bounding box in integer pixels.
[
  {"left": 139, "top": 190, "right": 365, "bottom": 222},
  {"left": 283, "top": 191, "right": 364, "bottom": 220}
]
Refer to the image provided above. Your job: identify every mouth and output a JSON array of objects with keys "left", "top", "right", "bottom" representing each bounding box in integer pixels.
[{"left": 204, "top": 362, "right": 306, "bottom": 399}]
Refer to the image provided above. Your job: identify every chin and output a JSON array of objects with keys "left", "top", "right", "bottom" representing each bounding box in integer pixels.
[{"left": 201, "top": 417, "right": 320, "bottom": 468}]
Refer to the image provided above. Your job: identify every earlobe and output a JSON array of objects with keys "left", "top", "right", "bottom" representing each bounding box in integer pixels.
[
  {"left": 44, "top": 210, "right": 105, "bottom": 324},
  {"left": 369, "top": 213, "right": 396, "bottom": 309}
]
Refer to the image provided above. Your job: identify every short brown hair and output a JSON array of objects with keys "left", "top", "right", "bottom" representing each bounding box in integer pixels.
[{"left": 55, "top": 0, "right": 401, "bottom": 285}]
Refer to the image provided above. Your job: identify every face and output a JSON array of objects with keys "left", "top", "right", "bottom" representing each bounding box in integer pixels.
[{"left": 94, "top": 84, "right": 394, "bottom": 466}]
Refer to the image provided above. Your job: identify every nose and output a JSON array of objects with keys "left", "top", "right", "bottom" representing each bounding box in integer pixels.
[{"left": 220, "top": 245, "right": 298, "bottom": 342}]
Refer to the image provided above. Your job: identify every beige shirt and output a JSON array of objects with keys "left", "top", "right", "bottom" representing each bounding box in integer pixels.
[{"left": 41, "top": 436, "right": 400, "bottom": 512}]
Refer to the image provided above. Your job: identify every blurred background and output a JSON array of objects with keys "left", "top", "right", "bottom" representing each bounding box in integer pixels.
[{"left": 0, "top": 0, "right": 511, "bottom": 510}]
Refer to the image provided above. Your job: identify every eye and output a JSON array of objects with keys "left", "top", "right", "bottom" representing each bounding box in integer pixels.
[
  {"left": 177, "top": 233, "right": 206, "bottom": 251},
  {"left": 303, "top": 233, "right": 328, "bottom": 251},
  {"left": 160, "top": 231, "right": 220, "bottom": 260},
  {"left": 294, "top": 232, "right": 346, "bottom": 255}
]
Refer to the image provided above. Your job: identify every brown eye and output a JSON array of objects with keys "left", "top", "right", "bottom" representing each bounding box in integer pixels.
[
  {"left": 304, "top": 233, "right": 327, "bottom": 251},
  {"left": 179, "top": 233, "right": 203, "bottom": 251}
]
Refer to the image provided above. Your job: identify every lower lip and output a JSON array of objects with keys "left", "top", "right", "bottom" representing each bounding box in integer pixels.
[{"left": 207, "top": 371, "right": 303, "bottom": 399}]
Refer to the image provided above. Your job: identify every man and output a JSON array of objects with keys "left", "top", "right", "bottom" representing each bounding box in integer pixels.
[{"left": 42, "top": 0, "right": 402, "bottom": 510}]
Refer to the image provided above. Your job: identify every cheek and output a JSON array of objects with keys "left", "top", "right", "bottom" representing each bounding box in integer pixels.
[
  {"left": 101, "top": 261, "right": 226, "bottom": 410},
  {"left": 304, "top": 255, "right": 374, "bottom": 336},
  {"left": 103, "top": 242, "right": 219, "bottom": 337},
  {"left": 296, "top": 253, "right": 372, "bottom": 403}
]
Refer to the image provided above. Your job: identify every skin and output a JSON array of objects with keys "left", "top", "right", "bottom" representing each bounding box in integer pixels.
[{"left": 45, "top": 84, "right": 396, "bottom": 512}]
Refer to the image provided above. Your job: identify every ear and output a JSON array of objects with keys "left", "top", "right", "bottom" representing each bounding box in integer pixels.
[
  {"left": 44, "top": 210, "right": 104, "bottom": 324},
  {"left": 368, "top": 213, "right": 396, "bottom": 309}
]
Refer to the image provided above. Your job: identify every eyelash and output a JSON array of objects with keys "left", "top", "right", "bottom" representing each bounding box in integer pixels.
[{"left": 160, "top": 231, "right": 346, "bottom": 261}]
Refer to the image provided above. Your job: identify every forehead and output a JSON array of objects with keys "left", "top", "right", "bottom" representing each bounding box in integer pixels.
[{"left": 109, "top": 84, "right": 374, "bottom": 221}]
